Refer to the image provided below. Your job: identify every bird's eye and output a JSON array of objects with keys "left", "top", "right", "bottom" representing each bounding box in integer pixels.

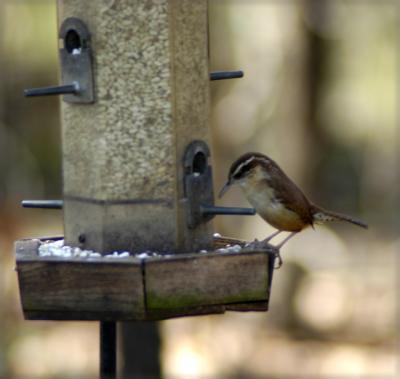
[{"left": 232, "top": 168, "right": 246, "bottom": 180}]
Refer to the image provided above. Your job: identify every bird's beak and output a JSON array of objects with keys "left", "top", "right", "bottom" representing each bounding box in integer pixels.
[{"left": 218, "top": 181, "right": 231, "bottom": 198}]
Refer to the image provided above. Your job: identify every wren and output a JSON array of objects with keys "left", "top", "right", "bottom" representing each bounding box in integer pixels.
[{"left": 219, "top": 152, "right": 367, "bottom": 267}]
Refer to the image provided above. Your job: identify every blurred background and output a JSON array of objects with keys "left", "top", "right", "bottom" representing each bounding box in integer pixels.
[{"left": 0, "top": 0, "right": 398, "bottom": 378}]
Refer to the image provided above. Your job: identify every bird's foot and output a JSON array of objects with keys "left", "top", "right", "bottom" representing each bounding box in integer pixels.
[
  {"left": 273, "top": 250, "right": 283, "bottom": 269},
  {"left": 245, "top": 239, "right": 283, "bottom": 269},
  {"left": 245, "top": 238, "right": 268, "bottom": 250}
]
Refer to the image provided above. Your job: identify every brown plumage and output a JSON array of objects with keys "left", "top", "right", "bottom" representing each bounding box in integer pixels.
[{"left": 219, "top": 152, "right": 367, "bottom": 255}]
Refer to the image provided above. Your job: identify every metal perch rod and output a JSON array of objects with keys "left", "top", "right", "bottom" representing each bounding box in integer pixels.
[
  {"left": 25, "top": 70, "right": 244, "bottom": 97},
  {"left": 200, "top": 205, "right": 255, "bottom": 216},
  {"left": 21, "top": 200, "right": 64, "bottom": 209},
  {"left": 24, "top": 82, "right": 80, "bottom": 97},
  {"left": 21, "top": 201, "right": 256, "bottom": 217},
  {"left": 210, "top": 70, "right": 244, "bottom": 81}
]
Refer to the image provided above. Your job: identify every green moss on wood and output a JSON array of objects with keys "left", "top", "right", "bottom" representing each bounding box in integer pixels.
[{"left": 146, "top": 287, "right": 269, "bottom": 310}]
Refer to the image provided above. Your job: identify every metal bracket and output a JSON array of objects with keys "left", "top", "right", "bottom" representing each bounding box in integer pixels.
[
  {"left": 183, "top": 141, "right": 214, "bottom": 229},
  {"left": 183, "top": 141, "right": 255, "bottom": 229},
  {"left": 59, "top": 17, "right": 94, "bottom": 103},
  {"left": 24, "top": 17, "right": 94, "bottom": 104}
]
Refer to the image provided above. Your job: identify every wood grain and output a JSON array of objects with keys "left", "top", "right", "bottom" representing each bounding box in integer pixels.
[
  {"left": 16, "top": 239, "right": 145, "bottom": 320},
  {"left": 15, "top": 236, "right": 275, "bottom": 320},
  {"left": 145, "top": 251, "right": 270, "bottom": 311}
]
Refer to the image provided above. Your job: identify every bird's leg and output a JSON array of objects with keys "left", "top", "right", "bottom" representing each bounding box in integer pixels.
[
  {"left": 271, "top": 232, "right": 298, "bottom": 269},
  {"left": 275, "top": 232, "right": 298, "bottom": 249},
  {"left": 246, "top": 230, "right": 282, "bottom": 249},
  {"left": 264, "top": 231, "right": 283, "bottom": 269},
  {"left": 245, "top": 230, "right": 283, "bottom": 268},
  {"left": 246, "top": 233, "right": 273, "bottom": 248},
  {"left": 249, "top": 232, "right": 298, "bottom": 268},
  {"left": 261, "top": 230, "right": 282, "bottom": 244}
]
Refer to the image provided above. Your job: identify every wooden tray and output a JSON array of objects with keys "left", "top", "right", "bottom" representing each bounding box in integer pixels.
[{"left": 15, "top": 236, "right": 276, "bottom": 321}]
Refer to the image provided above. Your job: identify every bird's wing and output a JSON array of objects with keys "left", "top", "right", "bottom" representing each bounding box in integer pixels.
[{"left": 266, "top": 169, "right": 314, "bottom": 226}]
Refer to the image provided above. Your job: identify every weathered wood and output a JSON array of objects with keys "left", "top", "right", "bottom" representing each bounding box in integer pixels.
[
  {"left": 145, "top": 251, "right": 270, "bottom": 311},
  {"left": 226, "top": 301, "right": 269, "bottom": 312},
  {"left": 15, "top": 237, "right": 276, "bottom": 321},
  {"left": 16, "top": 239, "right": 145, "bottom": 320}
]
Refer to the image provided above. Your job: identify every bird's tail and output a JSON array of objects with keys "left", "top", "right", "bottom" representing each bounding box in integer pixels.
[{"left": 311, "top": 205, "right": 368, "bottom": 229}]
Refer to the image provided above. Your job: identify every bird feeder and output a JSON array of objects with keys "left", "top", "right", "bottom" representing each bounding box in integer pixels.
[{"left": 16, "top": 1, "right": 277, "bottom": 323}]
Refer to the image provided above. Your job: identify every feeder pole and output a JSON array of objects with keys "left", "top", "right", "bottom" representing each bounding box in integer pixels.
[{"left": 100, "top": 321, "right": 117, "bottom": 379}]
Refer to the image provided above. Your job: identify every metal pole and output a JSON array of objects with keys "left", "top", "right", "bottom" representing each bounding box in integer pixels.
[
  {"left": 100, "top": 321, "right": 117, "bottom": 379},
  {"left": 121, "top": 322, "right": 161, "bottom": 379}
]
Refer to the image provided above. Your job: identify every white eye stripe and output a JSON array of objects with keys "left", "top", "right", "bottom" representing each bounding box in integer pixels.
[
  {"left": 231, "top": 155, "right": 271, "bottom": 178},
  {"left": 231, "top": 156, "right": 256, "bottom": 178}
]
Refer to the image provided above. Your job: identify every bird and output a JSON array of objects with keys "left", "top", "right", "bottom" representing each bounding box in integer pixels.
[{"left": 219, "top": 152, "right": 367, "bottom": 267}]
